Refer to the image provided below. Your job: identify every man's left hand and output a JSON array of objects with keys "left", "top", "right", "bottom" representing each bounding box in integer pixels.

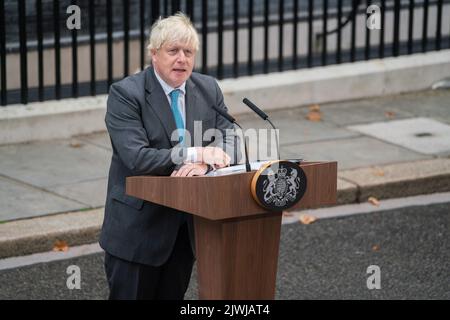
[{"left": 171, "top": 163, "right": 208, "bottom": 177}]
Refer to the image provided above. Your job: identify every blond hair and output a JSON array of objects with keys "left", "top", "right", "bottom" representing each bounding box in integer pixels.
[{"left": 147, "top": 13, "right": 199, "bottom": 53}]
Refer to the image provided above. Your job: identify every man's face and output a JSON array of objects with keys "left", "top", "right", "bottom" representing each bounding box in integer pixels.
[{"left": 151, "top": 41, "right": 196, "bottom": 88}]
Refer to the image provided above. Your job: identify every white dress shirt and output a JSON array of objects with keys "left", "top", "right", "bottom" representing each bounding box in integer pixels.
[{"left": 153, "top": 69, "right": 197, "bottom": 163}]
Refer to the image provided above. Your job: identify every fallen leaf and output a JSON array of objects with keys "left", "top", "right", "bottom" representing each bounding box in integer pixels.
[
  {"left": 309, "top": 104, "right": 321, "bottom": 112},
  {"left": 299, "top": 214, "right": 317, "bottom": 225},
  {"left": 368, "top": 197, "right": 380, "bottom": 206},
  {"left": 306, "top": 112, "right": 322, "bottom": 122},
  {"left": 372, "top": 245, "right": 380, "bottom": 252},
  {"left": 69, "top": 140, "right": 83, "bottom": 148},
  {"left": 53, "top": 240, "right": 69, "bottom": 252},
  {"left": 305, "top": 104, "right": 322, "bottom": 122},
  {"left": 372, "top": 167, "right": 385, "bottom": 177},
  {"left": 384, "top": 111, "right": 396, "bottom": 119}
]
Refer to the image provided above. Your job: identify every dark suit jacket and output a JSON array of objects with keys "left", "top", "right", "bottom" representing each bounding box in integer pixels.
[{"left": 99, "top": 67, "right": 239, "bottom": 266}]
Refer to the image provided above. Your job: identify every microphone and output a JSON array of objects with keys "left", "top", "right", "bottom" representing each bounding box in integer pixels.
[
  {"left": 211, "top": 105, "right": 251, "bottom": 173},
  {"left": 242, "top": 98, "right": 280, "bottom": 161}
]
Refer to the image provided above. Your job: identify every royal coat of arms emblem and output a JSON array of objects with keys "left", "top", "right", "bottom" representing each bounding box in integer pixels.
[{"left": 251, "top": 160, "right": 307, "bottom": 211}]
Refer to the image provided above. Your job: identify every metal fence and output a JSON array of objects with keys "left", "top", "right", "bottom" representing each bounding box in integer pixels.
[{"left": 1, "top": 0, "right": 449, "bottom": 106}]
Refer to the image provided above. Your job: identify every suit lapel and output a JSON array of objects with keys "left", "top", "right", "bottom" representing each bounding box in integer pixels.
[{"left": 145, "top": 68, "right": 178, "bottom": 146}]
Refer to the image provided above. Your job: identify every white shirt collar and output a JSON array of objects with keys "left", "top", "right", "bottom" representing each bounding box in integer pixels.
[{"left": 154, "top": 68, "right": 186, "bottom": 96}]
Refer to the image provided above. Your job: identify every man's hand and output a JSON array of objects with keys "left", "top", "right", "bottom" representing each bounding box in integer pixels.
[
  {"left": 171, "top": 163, "right": 208, "bottom": 177},
  {"left": 194, "top": 146, "right": 230, "bottom": 168}
]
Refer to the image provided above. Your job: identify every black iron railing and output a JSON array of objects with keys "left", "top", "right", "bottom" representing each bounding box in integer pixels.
[{"left": 1, "top": 0, "right": 449, "bottom": 106}]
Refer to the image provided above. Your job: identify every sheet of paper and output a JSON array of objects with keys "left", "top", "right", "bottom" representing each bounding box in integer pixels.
[{"left": 206, "top": 159, "right": 303, "bottom": 176}]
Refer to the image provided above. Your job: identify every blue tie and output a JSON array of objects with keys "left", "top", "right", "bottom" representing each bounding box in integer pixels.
[{"left": 169, "top": 89, "right": 185, "bottom": 144}]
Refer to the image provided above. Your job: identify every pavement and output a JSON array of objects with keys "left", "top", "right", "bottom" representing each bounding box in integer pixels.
[{"left": 0, "top": 88, "right": 450, "bottom": 259}]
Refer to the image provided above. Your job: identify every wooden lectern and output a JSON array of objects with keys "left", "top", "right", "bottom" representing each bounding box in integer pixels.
[{"left": 126, "top": 161, "right": 337, "bottom": 300}]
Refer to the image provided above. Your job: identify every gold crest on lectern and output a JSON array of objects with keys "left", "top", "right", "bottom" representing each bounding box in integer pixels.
[{"left": 251, "top": 160, "right": 307, "bottom": 211}]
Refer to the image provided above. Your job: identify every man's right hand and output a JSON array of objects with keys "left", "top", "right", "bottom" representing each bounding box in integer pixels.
[{"left": 194, "top": 146, "right": 230, "bottom": 168}]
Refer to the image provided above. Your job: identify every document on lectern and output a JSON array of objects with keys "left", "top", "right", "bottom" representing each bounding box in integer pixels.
[
  {"left": 206, "top": 159, "right": 303, "bottom": 177},
  {"left": 206, "top": 161, "right": 267, "bottom": 176}
]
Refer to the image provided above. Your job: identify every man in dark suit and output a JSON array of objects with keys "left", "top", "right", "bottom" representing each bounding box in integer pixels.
[{"left": 99, "top": 13, "right": 240, "bottom": 299}]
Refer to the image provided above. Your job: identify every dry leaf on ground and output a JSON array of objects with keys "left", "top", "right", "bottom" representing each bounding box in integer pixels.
[
  {"left": 372, "top": 245, "right": 380, "bottom": 252},
  {"left": 372, "top": 167, "right": 385, "bottom": 177},
  {"left": 299, "top": 214, "right": 317, "bottom": 225},
  {"left": 306, "top": 104, "right": 322, "bottom": 122},
  {"left": 69, "top": 140, "right": 83, "bottom": 148},
  {"left": 309, "top": 104, "right": 321, "bottom": 112},
  {"left": 384, "top": 111, "right": 396, "bottom": 119},
  {"left": 368, "top": 197, "right": 380, "bottom": 206},
  {"left": 53, "top": 240, "right": 69, "bottom": 252}
]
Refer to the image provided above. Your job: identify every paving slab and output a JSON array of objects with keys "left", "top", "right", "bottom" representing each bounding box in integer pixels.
[
  {"left": 319, "top": 98, "right": 414, "bottom": 126},
  {"left": 0, "top": 139, "right": 110, "bottom": 188},
  {"left": 321, "top": 89, "right": 450, "bottom": 124},
  {"left": 348, "top": 117, "right": 450, "bottom": 155},
  {"left": 77, "top": 132, "right": 112, "bottom": 151},
  {"left": 47, "top": 178, "right": 108, "bottom": 208},
  {"left": 0, "top": 176, "right": 85, "bottom": 222},
  {"left": 388, "top": 89, "right": 450, "bottom": 124},
  {"left": 239, "top": 114, "right": 360, "bottom": 146},
  {"left": 281, "top": 136, "right": 430, "bottom": 170}
]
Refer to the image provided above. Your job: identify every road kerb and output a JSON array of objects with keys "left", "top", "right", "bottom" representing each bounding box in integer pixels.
[{"left": 1, "top": 158, "right": 450, "bottom": 259}]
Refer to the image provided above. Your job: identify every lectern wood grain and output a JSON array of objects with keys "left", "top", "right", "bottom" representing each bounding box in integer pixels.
[
  {"left": 126, "top": 161, "right": 337, "bottom": 300},
  {"left": 126, "top": 161, "right": 337, "bottom": 220},
  {"left": 195, "top": 213, "right": 282, "bottom": 299},
  {"left": 290, "top": 161, "right": 337, "bottom": 210}
]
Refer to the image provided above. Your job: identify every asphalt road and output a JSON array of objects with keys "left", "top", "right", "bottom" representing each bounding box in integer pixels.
[{"left": 0, "top": 201, "right": 448, "bottom": 300}]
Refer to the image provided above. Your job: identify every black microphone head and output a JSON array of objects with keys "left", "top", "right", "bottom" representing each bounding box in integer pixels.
[
  {"left": 211, "top": 105, "right": 236, "bottom": 123},
  {"left": 242, "top": 98, "right": 269, "bottom": 120}
]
